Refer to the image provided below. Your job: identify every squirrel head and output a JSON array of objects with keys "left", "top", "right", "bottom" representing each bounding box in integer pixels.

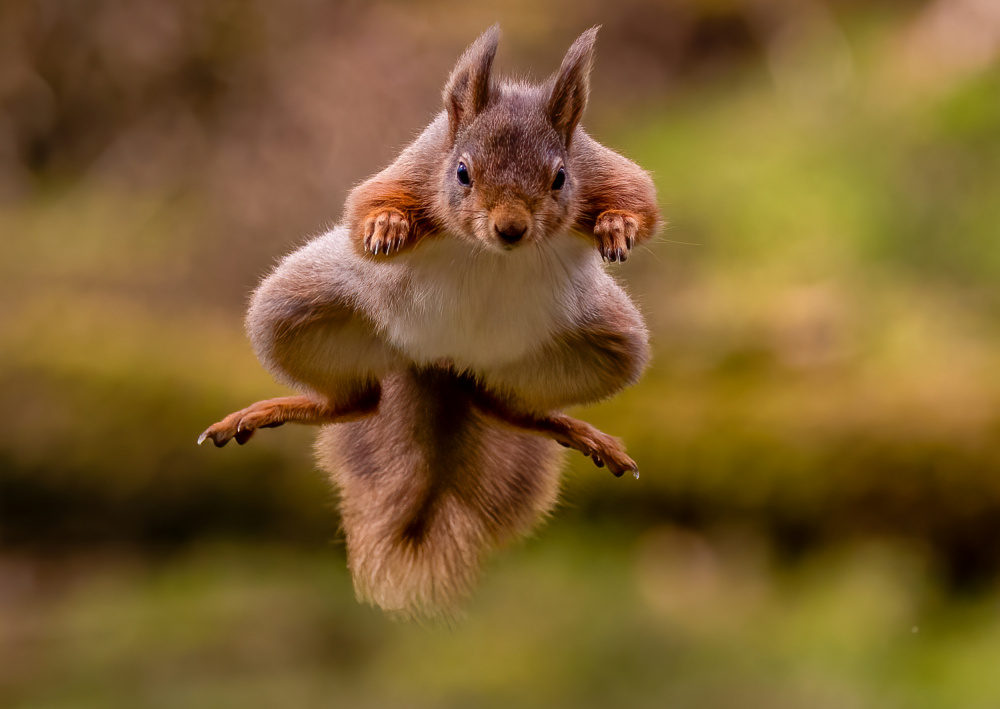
[{"left": 435, "top": 25, "right": 599, "bottom": 253}]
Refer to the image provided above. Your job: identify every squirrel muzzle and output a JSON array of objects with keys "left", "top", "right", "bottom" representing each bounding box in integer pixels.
[{"left": 490, "top": 205, "right": 532, "bottom": 248}]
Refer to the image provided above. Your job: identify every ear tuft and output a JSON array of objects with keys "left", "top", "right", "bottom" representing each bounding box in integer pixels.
[
  {"left": 444, "top": 25, "right": 501, "bottom": 140},
  {"left": 548, "top": 26, "right": 599, "bottom": 147}
]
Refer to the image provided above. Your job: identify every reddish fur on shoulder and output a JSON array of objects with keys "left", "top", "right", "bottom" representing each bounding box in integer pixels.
[{"left": 572, "top": 137, "right": 661, "bottom": 248}]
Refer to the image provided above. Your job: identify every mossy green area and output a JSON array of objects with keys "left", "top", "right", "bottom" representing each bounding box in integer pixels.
[{"left": 4, "top": 527, "right": 1000, "bottom": 709}]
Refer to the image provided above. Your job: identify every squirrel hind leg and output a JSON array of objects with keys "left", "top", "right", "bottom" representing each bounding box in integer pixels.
[
  {"left": 198, "top": 389, "right": 380, "bottom": 447},
  {"left": 465, "top": 383, "right": 639, "bottom": 478}
]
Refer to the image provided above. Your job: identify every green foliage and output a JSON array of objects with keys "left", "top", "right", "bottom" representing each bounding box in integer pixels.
[{"left": 4, "top": 529, "right": 1000, "bottom": 709}]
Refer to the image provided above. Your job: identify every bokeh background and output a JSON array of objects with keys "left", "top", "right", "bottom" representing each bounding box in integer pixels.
[{"left": 3, "top": 0, "right": 1000, "bottom": 706}]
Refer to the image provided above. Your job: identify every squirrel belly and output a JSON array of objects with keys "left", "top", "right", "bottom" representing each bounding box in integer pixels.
[
  {"left": 327, "top": 224, "right": 603, "bottom": 370},
  {"left": 247, "top": 221, "right": 649, "bottom": 416}
]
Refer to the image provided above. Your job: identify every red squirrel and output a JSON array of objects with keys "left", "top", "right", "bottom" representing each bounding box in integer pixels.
[{"left": 200, "top": 26, "right": 661, "bottom": 618}]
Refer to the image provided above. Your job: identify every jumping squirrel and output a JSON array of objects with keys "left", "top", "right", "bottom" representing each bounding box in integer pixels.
[{"left": 200, "top": 25, "right": 661, "bottom": 619}]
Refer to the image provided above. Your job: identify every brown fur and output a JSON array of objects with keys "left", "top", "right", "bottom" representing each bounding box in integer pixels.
[
  {"left": 444, "top": 25, "right": 499, "bottom": 141},
  {"left": 199, "top": 392, "right": 380, "bottom": 447},
  {"left": 342, "top": 24, "right": 661, "bottom": 263},
  {"left": 318, "top": 367, "right": 563, "bottom": 618},
  {"left": 572, "top": 149, "right": 662, "bottom": 258},
  {"left": 478, "top": 281, "right": 650, "bottom": 413},
  {"left": 548, "top": 27, "right": 597, "bottom": 147},
  {"left": 200, "top": 26, "right": 659, "bottom": 619}
]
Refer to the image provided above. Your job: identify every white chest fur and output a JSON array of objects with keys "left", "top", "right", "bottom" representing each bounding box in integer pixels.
[{"left": 340, "top": 230, "right": 601, "bottom": 369}]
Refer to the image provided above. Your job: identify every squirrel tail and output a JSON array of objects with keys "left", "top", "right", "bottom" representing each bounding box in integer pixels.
[{"left": 315, "top": 367, "right": 564, "bottom": 619}]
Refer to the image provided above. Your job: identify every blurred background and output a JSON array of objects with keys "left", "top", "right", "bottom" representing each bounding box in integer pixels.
[{"left": 2, "top": 0, "right": 1000, "bottom": 706}]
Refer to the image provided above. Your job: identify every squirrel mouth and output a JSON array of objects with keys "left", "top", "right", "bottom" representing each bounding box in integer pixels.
[
  {"left": 490, "top": 214, "right": 531, "bottom": 249},
  {"left": 495, "top": 225, "right": 527, "bottom": 245}
]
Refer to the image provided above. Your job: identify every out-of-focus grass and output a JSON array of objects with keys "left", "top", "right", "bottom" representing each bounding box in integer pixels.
[{"left": 3, "top": 528, "right": 1000, "bottom": 709}]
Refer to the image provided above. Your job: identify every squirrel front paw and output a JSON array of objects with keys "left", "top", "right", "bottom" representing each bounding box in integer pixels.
[
  {"left": 594, "top": 210, "right": 639, "bottom": 263},
  {"left": 363, "top": 208, "right": 411, "bottom": 256}
]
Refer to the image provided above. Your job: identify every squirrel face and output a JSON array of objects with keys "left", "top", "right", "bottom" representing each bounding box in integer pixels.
[
  {"left": 434, "top": 25, "right": 598, "bottom": 253},
  {"left": 439, "top": 88, "right": 574, "bottom": 251}
]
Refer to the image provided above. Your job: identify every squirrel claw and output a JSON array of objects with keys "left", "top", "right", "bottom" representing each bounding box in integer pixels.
[
  {"left": 563, "top": 426, "right": 637, "bottom": 478},
  {"left": 199, "top": 403, "right": 281, "bottom": 449},
  {"left": 595, "top": 210, "right": 639, "bottom": 264},
  {"left": 197, "top": 427, "right": 230, "bottom": 448},
  {"left": 599, "top": 443, "right": 637, "bottom": 478},
  {"left": 363, "top": 208, "right": 410, "bottom": 257}
]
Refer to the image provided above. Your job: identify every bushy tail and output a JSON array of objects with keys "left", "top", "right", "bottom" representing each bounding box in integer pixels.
[{"left": 315, "top": 368, "right": 564, "bottom": 619}]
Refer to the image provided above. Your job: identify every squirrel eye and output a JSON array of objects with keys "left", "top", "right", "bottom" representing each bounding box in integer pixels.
[
  {"left": 457, "top": 162, "right": 471, "bottom": 187},
  {"left": 552, "top": 167, "right": 566, "bottom": 191}
]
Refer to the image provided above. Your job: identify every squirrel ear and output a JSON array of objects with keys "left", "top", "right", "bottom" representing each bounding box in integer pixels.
[
  {"left": 444, "top": 25, "right": 500, "bottom": 140},
  {"left": 548, "top": 26, "right": 599, "bottom": 147}
]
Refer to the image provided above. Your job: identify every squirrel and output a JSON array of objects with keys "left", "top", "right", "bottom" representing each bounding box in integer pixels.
[{"left": 199, "top": 25, "right": 661, "bottom": 619}]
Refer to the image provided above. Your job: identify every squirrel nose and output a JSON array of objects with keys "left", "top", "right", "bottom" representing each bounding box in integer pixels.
[{"left": 494, "top": 218, "right": 528, "bottom": 244}]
